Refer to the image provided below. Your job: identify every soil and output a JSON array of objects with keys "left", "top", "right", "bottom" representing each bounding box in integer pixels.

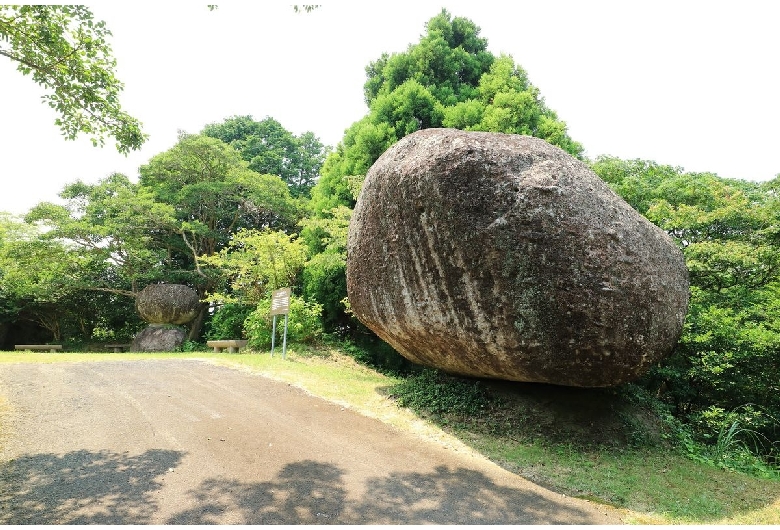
[{"left": 0, "top": 359, "right": 624, "bottom": 524}]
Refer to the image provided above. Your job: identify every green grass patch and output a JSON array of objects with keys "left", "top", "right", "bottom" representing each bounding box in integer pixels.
[{"left": 472, "top": 436, "right": 780, "bottom": 524}]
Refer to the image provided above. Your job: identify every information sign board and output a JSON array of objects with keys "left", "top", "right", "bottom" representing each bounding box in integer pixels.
[{"left": 270, "top": 288, "right": 291, "bottom": 316}]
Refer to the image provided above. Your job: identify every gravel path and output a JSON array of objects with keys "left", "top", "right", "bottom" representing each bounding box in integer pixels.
[{"left": 0, "top": 359, "right": 622, "bottom": 524}]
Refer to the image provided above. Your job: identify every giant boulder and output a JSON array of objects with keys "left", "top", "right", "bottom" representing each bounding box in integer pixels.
[{"left": 347, "top": 129, "right": 689, "bottom": 387}]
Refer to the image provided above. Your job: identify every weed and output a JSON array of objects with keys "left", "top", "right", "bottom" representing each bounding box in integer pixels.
[{"left": 389, "top": 368, "right": 494, "bottom": 417}]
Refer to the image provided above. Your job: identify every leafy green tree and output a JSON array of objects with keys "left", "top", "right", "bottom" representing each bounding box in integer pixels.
[
  {"left": 0, "top": 5, "right": 145, "bottom": 153},
  {"left": 138, "top": 133, "right": 301, "bottom": 339},
  {"left": 307, "top": 9, "right": 582, "bottom": 334},
  {"left": 202, "top": 115, "right": 328, "bottom": 198},
  {"left": 0, "top": 235, "right": 83, "bottom": 342},
  {"left": 26, "top": 173, "right": 176, "bottom": 295},
  {"left": 23, "top": 133, "right": 302, "bottom": 343},
  {"left": 139, "top": 133, "right": 299, "bottom": 272},
  {"left": 299, "top": 206, "right": 351, "bottom": 332},
  {"left": 310, "top": 9, "right": 581, "bottom": 214},
  {"left": 201, "top": 228, "right": 308, "bottom": 306},
  {"left": 363, "top": 12, "right": 491, "bottom": 106},
  {"left": 592, "top": 156, "right": 780, "bottom": 462}
]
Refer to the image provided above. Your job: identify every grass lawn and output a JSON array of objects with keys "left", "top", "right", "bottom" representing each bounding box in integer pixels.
[{"left": 1, "top": 345, "right": 778, "bottom": 524}]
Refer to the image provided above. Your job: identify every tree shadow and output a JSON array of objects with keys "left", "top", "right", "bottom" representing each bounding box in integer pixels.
[
  {"left": 0, "top": 449, "right": 185, "bottom": 524},
  {"left": 168, "top": 459, "right": 611, "bottom": 524},
  {"left": 168, "top": 460, "right": 347, "bottom": 524}
]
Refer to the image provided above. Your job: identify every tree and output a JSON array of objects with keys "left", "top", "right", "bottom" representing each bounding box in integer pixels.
[
  {"left": 26, "top": 173, "right": 177, "bottom": 296},
  {"left": 592, "top": 156, "right": 780, "bottom": 462},
  {"left": 202, "top": 115, "right": 328, "bottom": 198},
  {"left": 201, "top": 228, "right": 308, "bottom": 306},
  {"left": 310, "top": 9, "right": 581, "bottom": 215},
  {"left": 299, "top": 206, "right": 351, "bottom": 332},
  {"left": 307, "top": 9, "right": 583, "bottom": 331},
  {"left": 0, "top": 5, "right": 145, "bottom": 153},
  {"left": 0, "top": 233, "right": 89, "bottom": 342}
]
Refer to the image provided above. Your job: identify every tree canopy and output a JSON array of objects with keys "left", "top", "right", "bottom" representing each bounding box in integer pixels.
[
  {"left": 593, "top": 156, "right": 780, "bottom": 460},
  {"left": 0, "top": 5, "right": 145, "bottom": 153},
  {"left": 202, "top": 115, "right": 328, "bottom": 199},
  {"left": 310, "top": 9, "right": 582, "bottom": 214}
]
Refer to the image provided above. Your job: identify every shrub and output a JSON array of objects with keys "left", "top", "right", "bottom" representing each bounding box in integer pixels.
[
  {"left": 206, "top": 303, "right": 253, "bottom": 340},
  {"left": 335, "top": 334, "right": 415, "bottom": 376},
  {"left": 301, "top": 251, "right": 349, "bottom": 333},
  {"left": 243, "top": 295, "right": 323, "bottom": 349},
  {"left": 390, "top": 368, "right": 494, "bottom": 417}
]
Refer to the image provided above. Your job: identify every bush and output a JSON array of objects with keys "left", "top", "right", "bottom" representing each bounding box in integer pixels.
[
  {"left": 390, "top": 368, "right": 494, "bottom": 417},
  {"left": 206, "top": 303, "right": 254, "bottom": 340},
  {"left": 301, "top": 251, "right": 349, "bottom": 333},
  {"left": 243, "top": 295, "right": 323, "bottom": 349}
]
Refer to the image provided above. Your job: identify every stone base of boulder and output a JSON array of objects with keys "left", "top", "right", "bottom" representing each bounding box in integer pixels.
[{"left": 131, "top": 325, "right": 187, "bottom": 352}]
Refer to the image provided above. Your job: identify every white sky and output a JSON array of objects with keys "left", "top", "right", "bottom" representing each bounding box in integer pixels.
[{"left": 1, "top": 1, "right": 778, "bottom": 215}]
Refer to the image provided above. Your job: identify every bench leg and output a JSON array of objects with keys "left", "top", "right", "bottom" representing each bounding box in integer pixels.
[{"left": 228, "top": 346, "right": 238, "bottom": 353}]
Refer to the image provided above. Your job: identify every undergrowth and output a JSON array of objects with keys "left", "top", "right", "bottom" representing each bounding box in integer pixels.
[
  {"left": 389, "top": 368, "right": 494, "bottom": 417},
  {"left": 389, "top": 367, "right": 780, "bottom": 480}
]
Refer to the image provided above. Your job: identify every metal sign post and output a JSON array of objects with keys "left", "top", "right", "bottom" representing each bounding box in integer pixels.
[{"left": 270, "top": 287, "right": 291, "bottom": 359}]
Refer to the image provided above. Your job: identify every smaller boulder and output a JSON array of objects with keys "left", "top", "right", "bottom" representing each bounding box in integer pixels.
[
  {"left": 136, "top": 284, "right": 200, "bottom": 325},
  {"left": 131, "top": 325, "right": 187, "bottom": 352}
]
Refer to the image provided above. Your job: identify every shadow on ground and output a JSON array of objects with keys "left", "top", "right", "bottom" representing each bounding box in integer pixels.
[
  {"left": 169, "top": 460, "right": 606, "bottom": 524},
  {"left": 0, "top": 449, "right": 185, "bottom": 524},
  {"left": 0, "top": 451, "right": 610, "bottom": 524}
]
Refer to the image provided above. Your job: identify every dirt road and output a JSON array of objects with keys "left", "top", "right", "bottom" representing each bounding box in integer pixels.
[{"left": 0, "top": 359, "right": 622, "bottom": 524}]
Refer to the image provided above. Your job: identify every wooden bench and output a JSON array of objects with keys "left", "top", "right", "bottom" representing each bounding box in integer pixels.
[
  {"left": 206, "top": 340, "right": 248, "bottom": 353},
  {"left": 106, "top": 344, "right": 131, "bottom": 353},
  {"left": 15, "top": 344, "right": 63, "bottom": 352}
]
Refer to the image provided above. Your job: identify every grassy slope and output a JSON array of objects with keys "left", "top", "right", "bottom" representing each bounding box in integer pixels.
[{"left": 0, "top": 346, "right": 778, "bottom": 524}]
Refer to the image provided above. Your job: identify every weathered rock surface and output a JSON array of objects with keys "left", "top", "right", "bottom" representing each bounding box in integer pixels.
[
  {"left": 132, "top": 284, "right": 200, "bottom": 352},
  {"left": 136, "top": 284, "right": 200, "bottom": 325},
  {"left": 347, "top": 128, "right": 689, "bottom": 387},
  {"left": 130, "top": 325, "right": 187, "bottom": 352}
]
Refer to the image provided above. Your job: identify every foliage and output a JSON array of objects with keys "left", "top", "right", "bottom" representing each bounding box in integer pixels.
[
  {"left": 201, "top": 228, "right": 308, "bottom": 305},
  {"left": 332, "top": 335, "right": 414, "bottom": 376},
  {"left": 390, "top": 368, "right": 494, "bottom": 417},
  {"left": 0, "top": 5, "right": 145, "bottom": 152},
  {"left": 202, "top": 115, "right": 328, "bottom": 198},
  {"left": 136, "top": 132, "right": 302, "bottom": 339},
  {"left": 592, "top": 156, "right": 780, "bottom": 469},
  {"left": 243, "top": 295, "right": 323, "bottom": 349},
  {"left": 25, "top": 173, "right": 176, "bottom": 294},
  {"left": 0, "top": 236, "right": 78, "bottom": 340},
  {"left": 139, "top": 133, "right": 300, "bottom": 264},
  {"left": 311, "top": 9, "right": 582, "bottom": 214},
  {"left": 305, "top": 10, "right": 584, "bottom": 342},
  {"left": 298, "top": 206, "right": 352, "bottom": 331},
  {"left": 205, "top": 303, "right": 254, "bottom": 340},
  {"left": 15, "top": 128, "right": 304, "bottom": 344}
]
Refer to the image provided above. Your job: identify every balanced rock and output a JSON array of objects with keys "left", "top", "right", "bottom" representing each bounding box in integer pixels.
[
  {"left": 136, "top": 284, "right": 200, "bottom": 325},
  {"left": 132, "top": 284, "right": 200, "bottom": 352},
  {"left": 347, "top": 129, "right": 689, "bottom": 387}
]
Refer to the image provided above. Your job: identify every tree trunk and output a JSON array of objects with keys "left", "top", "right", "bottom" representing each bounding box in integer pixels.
[{"left": 187, "top": 302, "right": 209, "bottom": 342}]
